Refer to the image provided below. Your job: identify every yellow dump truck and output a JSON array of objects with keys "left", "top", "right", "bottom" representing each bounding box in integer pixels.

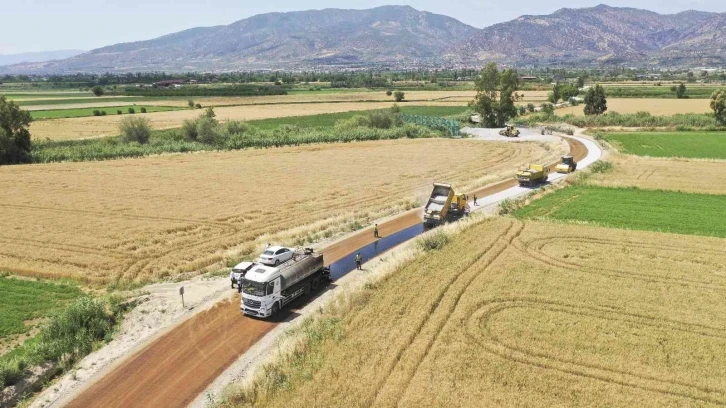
[
  {"left": 516, "top": 164, "right": 549, "bottom": 186},
  {"left": 555, "top": 155, "right": 577, "bottom": 173},
  {"left": 423, "top": 183, "right": 469, "bottom": 228}
]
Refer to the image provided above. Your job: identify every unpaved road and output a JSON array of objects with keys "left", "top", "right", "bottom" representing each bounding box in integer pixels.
[{"left": 63, "top": 137, "right": 592, "bottom": 408}]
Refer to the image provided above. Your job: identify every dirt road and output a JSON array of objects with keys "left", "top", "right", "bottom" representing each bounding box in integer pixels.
[{"left": 65, "top": 138, "right": 588, "bottom": 408}]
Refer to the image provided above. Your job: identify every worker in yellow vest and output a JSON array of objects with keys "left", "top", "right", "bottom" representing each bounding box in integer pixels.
[{"left": 355, "top": 252, "right": 363, "bottom": 270}]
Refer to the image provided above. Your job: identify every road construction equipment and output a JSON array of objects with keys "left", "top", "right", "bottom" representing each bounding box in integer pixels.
[
  {"left": 241, "top": 248, "right": 330, "bottom": 318},
  {"left": 555, "top": 155, "right": 577, "bottom": 173},
  {"left": 423, "top": 183, "right": 469, "bottom": 228},
  {"left": 499, "top": 124, "right": 520, "bottom": 137},
  {"left": 517, "top": 164, "right": 549, "bottom": 186}
]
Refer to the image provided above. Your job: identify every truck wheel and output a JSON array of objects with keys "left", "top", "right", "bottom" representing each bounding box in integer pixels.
[
  {"left": 304, "top": 282, "right": 311, "bottom": 295},
  {"left": 311, "top": 278, "right": 319, "bottom": 290},
  {"left": 271, "top": 303, "right": 279, "bottom": 317}
]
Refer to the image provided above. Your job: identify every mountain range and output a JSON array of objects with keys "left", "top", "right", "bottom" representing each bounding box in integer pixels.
[
  {"left": 0, "top": 50, "right": 85, "bottom": 67},
  {"left": 2, "top": 5, "right": 725, "bottom": 73}
]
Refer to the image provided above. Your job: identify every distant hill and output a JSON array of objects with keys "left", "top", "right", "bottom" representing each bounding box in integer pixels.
[
  {"left": 0, "top": 50, "right": 85, "bottom": 67},
  {"left": 1, "top": 5, "right": 725, "bottom": 73}
]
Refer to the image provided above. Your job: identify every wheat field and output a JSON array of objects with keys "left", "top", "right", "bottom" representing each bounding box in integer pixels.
[
  {"left": 0, "top": 139, "right": 562, "bottom": 285},
  {"left": 29, "top": 101, "right": 466, "bottom": 141},
  {"left": 225, "top": 217, "right": 726, "bottom": 407},
  {"left": 557, "top": 98, "right": 711, "bottom": 116}
]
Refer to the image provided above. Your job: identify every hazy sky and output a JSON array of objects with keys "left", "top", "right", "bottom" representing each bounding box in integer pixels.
[{"left": 2, "top": 0, "right": 723, "bottom": 54}]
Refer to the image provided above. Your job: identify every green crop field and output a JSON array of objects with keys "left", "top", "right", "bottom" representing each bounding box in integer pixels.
[
  {"left": 603, "top": 131, "right": 726, "bottom": 159},
  {"left": 30, "top": 105, "right": 183, "bottom": 120},
  {"left": 602, "top": 85, "right": 723, "bottom": 99},
  {"left": 0, "top": 92, "right": 93, "bottom": 100},
  {"left": 514, "top": 185, "right": 726, "bottom": 238},
  {"left": 248, "top": 105, "right": 469, "bottom": 130},
  {"left": 0, "top": 276, "right": 83, "bottom": 339}
]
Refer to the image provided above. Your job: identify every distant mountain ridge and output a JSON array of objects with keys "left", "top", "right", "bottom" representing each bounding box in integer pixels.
[
  {"left": 0, "top": 50, "right": 85, "bottom": 67},
  {"left": 2, "top": 5, "right": 725, "bottom": 73}
]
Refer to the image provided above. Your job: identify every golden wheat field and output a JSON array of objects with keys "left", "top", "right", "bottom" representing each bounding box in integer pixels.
[
  {"left": 557, "top": 98, "right": 711, "bottom": 116},
  {"left": 29, "top": 101, "right": 466, "bottom": 140},
  {"left": 0, "top": 139, "right": 563, "bottom": 285},
  {"left": 227, "top": 217, "right": 726, "bottom": 408},
  {"left": 589, "top": 153, "right": 726, "bottom": 195}
]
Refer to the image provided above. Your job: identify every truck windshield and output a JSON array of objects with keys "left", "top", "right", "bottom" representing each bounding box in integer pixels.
[{"left": 241, "top": 279, "right": 266, "bottom": 296}]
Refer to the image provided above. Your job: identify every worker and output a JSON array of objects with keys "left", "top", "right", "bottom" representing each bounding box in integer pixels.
[
  {"left": 374, "top": 224, "right": 379, "bottom": 238},
  {"left": 355, "top": 252, "right": 363, "bottom": 270},
  {"left": 230, "top": 270, "right": 236, "bottom": 288},
  {"left": 473, "top": 194, "right": 478, "bottom": 206}
]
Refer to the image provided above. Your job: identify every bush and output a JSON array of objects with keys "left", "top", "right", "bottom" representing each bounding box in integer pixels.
[
  {"left": 182, "top": 119, "right": 199, "bottom": 141},
  {"left": 589, "top": 160, "right": 614, "bottom": 174},
  {"left": 127, "top": 107, "right": 135, "bottom": 114},
  {"left": 100, "top": 110, "right": 107, "bottom": 116},
  {"left": 187, "top": 100, "right": 195, "bottom": 109},
  {"left": 196, "top": 117, "right": 222, "bottom": 144},
  {"left": 225, "top": 120, "right": 250, "bottom": 135},
  {"left": 91, "top": 86, "right": 104, "bottom": 97},
  {"left": 119, "top": 116, "right": 151, "bottom": 144},
  {"left": 93, "top": 110, "right": 101, "bottom": 116},
  {"left": 386, "top": 90, "right": 393, "bottom": 96},
  {"left": 417, "top": 230, "right": 450, "bottom": 252},
  {"left": 203, "top": 107, "right": 216, "bottom": 118},
  {"left": 195, "top": 103, "right": 202, "bottom": 109},
  {"left": 140, "top": 107, "right": 147, "bottom": 114},
  {"left": 541, "top": 103, "right": 555, "bottom": 115},
  {"left": 394, "top": 91, "right": 405, "bottom": 102},
  {"left": 117, "top": 110, "right": 122, "bottom": 115},
  {"left": 526, "top": 103, "right": 536, "bottom": 113}
]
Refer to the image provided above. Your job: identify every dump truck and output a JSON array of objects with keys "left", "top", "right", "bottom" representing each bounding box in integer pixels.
[
  {"left": 499, "top": 124, "right": 520, "bottom": 137},
  {"left": 555, "top": 155, "right": 577, "bottom": 173},
  {"left": 240, "top": 248, "right": 330, "bottom": 318},
  {"left": 423, "top": 183, "right": 469, "bottom": 228},
  {"left": 516, "top": 164, "right": 549, "bottom": 186}
]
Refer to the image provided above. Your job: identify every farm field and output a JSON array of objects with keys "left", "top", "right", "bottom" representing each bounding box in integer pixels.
[
  {"left": 0, "top": 276, "right": 82, "bottom": 353},
  {"left": 589, "top": 155, "right": 726, "bottom": 195},
  {"left": 225, "top": 217, "right": 726, "bottom": 407},
  {"left": 29, "top": 101, "right": 467, "bottom": 140},
  {"left": 514, "top": 185, "right": 726, "bottom": 238},
  {"left": 601, "top": 85, "right": 723, "bottom": 99},
  {"left": 557, "top": 98, "right": 711, "bottom": 115},
  {"left": 0, "top": 138, "right": 563, "bottom": 285},
  {"left": 30, "top": 105, "right": 182, "bottom": 120},
  {"left": 602, "top": 131, "right": 726, "bottom": 159}
]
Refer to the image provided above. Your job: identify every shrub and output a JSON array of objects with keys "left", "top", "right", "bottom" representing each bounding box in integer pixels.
[
  {"left": 187, "top": 100, "right": 195, "bottom": 109},
  {"left": 140, "top": 107, "right": 147, "bottom": 114},
  {"left": 589, "top": 160, "right": 614, "bottom": 174},
  {"left": 203, "top": 107, "right": 216, "bottom": 118},
  {"left": 394, "top": 91, "right": 405, "bottom": 102},
  {"left": 91, "top": 86, "right": 104, "bottom": 97},
  {"left": 127, "top": 107, "right": 135, "bottom": 114},
  {"left": 93, "top": 110, "right": 101, "bottom": 116},
  {"left": 417, "top": 230, "right": 450, "bottom": 251},
  {"left": 100, "top": 110, "right": 107, "bottom": 116},
  {"left": 195, "top": 103, "right": 202, "bottom": 109},
  {"left": 526, "top": 103, "right": 536, "bottom": 113},
  {"left": 386, "top": 90, "right": 393, "bottom": 96},
  {"left": 541, "top": 103, "right": 555, "bottom": 115},
  {"left": 181, "top": 119, "right": 199, "bottom": 141},
  {"left": 119, "top": 116, "right": 151, "bottom": 144},
  {"left": 117, "top": 110, "right": 122, "bottom": 115},
  {"left": 225, "top": 120, "right": 250, "bottom": 135},
  {"left": 196, "top": 117, "right": 223, "bottom": 144}
]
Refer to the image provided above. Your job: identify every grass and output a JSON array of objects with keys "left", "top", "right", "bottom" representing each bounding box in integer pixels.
[
  {"left": 0, "top": 276, "right": 83, "bottom": 338},
  {"left": 0, "top": 138, "right": 561, "bottom": 285},
  {"left": 514, "top": 185, "right": 726, "bottom": 238},
  {"left": 30, "top": 105, "right": 183, "bottom": 120},
  {"left": 516, "top": 111, "right": 720, "bottom": 129},
  {"left": 246, "top": 106, "right": 469, "bottom": 130},
  {"left": 218, "top": 217, "right": 726, "bottom": 407},
  {"left": 602, "top": 131, "right": 726, "bottom": 159}
]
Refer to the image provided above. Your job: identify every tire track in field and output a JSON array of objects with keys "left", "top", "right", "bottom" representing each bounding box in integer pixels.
[
  {"left": 466, "top": 298, "right": 726, "bottom": 405},
  {"left": 371, "top": 220, "right": 524, "bottom": 407},
  {"left": 513, "top": 235, "right": 726, "bottom": 291}
]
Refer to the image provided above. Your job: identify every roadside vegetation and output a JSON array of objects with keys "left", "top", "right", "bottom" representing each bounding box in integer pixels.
[
  {"left": 514, "top": 185, "right": 726, "bottom": 238},
  {"left": 516, "top": 111, "right": 723, "bottom": 129},
  {"left": 602, "top": 131, "right": 726, "bottom": 159}
]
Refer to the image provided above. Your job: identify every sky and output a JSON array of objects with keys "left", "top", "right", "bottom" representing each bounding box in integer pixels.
[{"left": 2, "top": 0, "right": 723, "bottom": 54}]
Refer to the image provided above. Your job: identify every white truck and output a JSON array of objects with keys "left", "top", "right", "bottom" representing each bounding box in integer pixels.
[{"left": 240, "top": 248, "right": 330, "bottom": 318}]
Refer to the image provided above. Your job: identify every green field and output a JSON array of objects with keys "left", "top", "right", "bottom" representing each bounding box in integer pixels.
[
  {"left": 31, "top": 105, "right": 183, "bottom": 120},
  {"left": 0, "top": 92, "right": 93, "bottom": 100},
  {"left": 514, "top": 185, "right": 726, "bottom": 237},
  {"left": 602, "top": 85, "right": 723, "bottom": 99},
  {"left": 603, "top": 131, "right": 726, "bottom": 159},
  {"left": 15, "top": 96, "right": 156, "bottom": 106},
  {"left": 248, "top": 105, "right": 469, "bottom": 130},
  {"left": 0, "top": 276, "right": 82, "bottom": 339}
]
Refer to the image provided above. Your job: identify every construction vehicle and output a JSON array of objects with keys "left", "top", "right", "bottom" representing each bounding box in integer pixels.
[
  {"left": 516, "top": 164, "right": 549, "bottom": 186},
  {"left": 555, "top": 155, "right": 577, "bottom": 173},
  {"left": 423, "top": 183, "right": 469, "bottom": 228},
  {"left": 240, "top": 248, "right": 330, "bottom": 318},
  {"left": 499, "top": 124, "right": 520, "bottom": 137}
]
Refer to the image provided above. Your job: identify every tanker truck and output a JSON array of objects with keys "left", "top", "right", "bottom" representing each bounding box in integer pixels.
[{"left": 240, "top": 248, "right": 330, "bottom": 318}]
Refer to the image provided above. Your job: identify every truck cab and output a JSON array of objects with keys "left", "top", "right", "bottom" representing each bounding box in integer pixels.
[{"left": 240, "top": 264, "right": 282, "bottom": 317}]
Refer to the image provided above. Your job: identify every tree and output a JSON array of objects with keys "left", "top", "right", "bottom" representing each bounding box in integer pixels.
[
  {"left": 119, "top": 116, "right": 151, "bottom": 144},
  {"left": 386, "top": 90, "right": 393, "bottom": 96},
  {"left": 140, "top": 107, "right": 147, "bottom": 113},
  {"left": 584, "top": 85, "right": 607, "bottom": 115},
  {"left": 471, "top": 63, "right": 520, "bottom": 128},
  {"left": 577, "top": 76, "right": 585, "bottom": 88},
  {"left": 676, "top": 83, "right": 687, "bottom": 99},
  {"left": 0, "top": 96, "right": 33, "bottom": 165},
  {"left": 393, "top": 91, "right": 405, "bottom": 102},
  {"left": 92, "top": 86, "right": 104, "bottom": 97},
  {"left": 711, "top": 90, "right": 726, "bottom": 124},
  {"left": 127, "top": 107, "right": 135, "bottom": 114},
  {"left": 188, "top": 100, "right": 195, "bottom": 109},
  {"left": 549, "top": 83, "right": 562, "bottom": 104},
  {"left": 204, "top": 107, "right": 216, "bottom": 118}
]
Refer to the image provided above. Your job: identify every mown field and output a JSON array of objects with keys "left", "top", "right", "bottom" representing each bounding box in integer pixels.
[
  {"left": 222, "top": 217, "right": 726, "bottom": 407},
  {"left": 556, "top": 98, "right": 712, "bottom": 116},
  {"left": 602, "top": 131, "right": 726, "bottom": 159},
  {"left": 30, "top": 105, "right": 182, "bottom": 120},
  {"left": 0, "top": 138, "right": 563, "bottom": 285},
  {"left": 514, "top": 185, "right": 726, "bottom": 238}
]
